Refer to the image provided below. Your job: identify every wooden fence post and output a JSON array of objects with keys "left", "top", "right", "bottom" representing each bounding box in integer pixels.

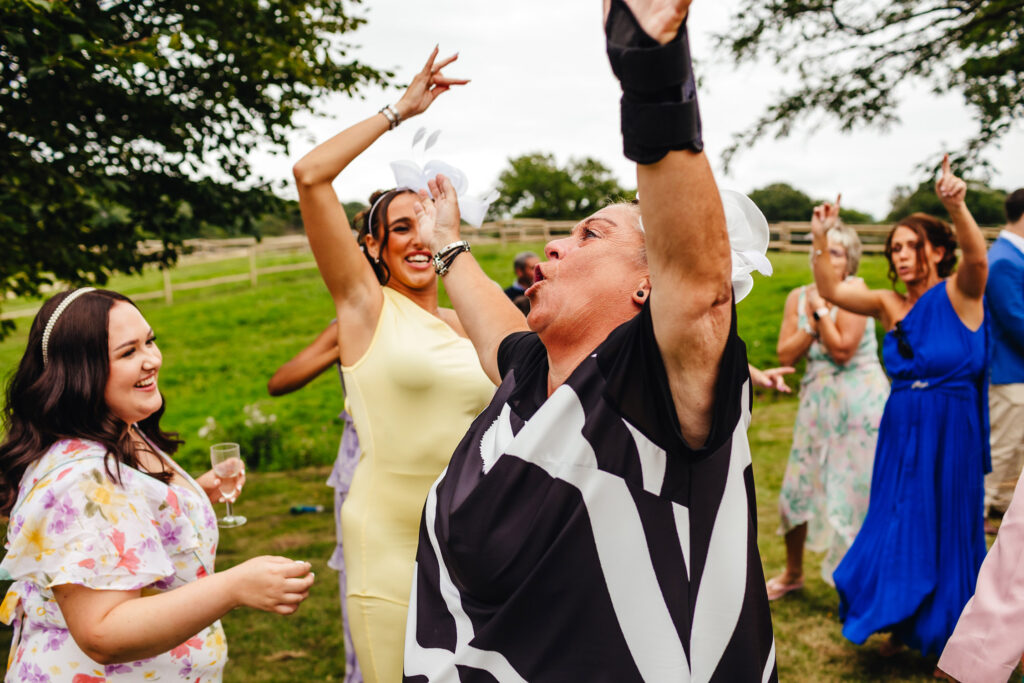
[{"left": 778, "top": 224, "right": 792, "bottom": 252}]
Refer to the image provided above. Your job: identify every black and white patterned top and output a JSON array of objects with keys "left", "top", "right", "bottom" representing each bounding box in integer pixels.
[{"left": 404, "top": 302, "right": 777, "bottom": 682}]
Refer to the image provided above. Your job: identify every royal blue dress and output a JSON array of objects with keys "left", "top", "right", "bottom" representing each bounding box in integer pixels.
[{"left": 833, "top": 282, "right": 989, "bottom": 655}]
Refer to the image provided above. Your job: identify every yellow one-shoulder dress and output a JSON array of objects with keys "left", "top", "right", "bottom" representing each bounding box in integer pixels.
[{"left": 340, "top": 287, "right": 494, "bottom": 682}]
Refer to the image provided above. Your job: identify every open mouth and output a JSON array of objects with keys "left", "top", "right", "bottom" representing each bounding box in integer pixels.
[
  {"left": 405, "top": 252, "right": 432, "bottom": 268},
  {"left": 135, "top": 375, "right": 157, "bottom": 389},
  {"left": 525, "top": 264, "right": 547, "bottom": 297}
]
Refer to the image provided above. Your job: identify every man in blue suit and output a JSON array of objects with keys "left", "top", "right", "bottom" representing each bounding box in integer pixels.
[{"left": 986, "top": 188, "right": 1024, "bottom": 531}]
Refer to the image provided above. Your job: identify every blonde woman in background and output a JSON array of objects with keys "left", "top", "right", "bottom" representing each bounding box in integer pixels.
[{"left": 767, "top": 217, "right": 889, "bottom": 600}]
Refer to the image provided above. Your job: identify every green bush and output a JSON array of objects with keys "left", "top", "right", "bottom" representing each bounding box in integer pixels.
[{"left": 196, "top": 403, "right": 285, "bottom": 471}]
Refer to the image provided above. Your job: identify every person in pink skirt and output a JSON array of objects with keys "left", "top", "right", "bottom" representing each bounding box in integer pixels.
[{"left": 938, "top": 473, "right": 1024, "bottom": 682}]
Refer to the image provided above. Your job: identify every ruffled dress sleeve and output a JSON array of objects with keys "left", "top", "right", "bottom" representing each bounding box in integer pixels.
[{"left": 1, "top": 439, "right": 177, "bottom": 595}]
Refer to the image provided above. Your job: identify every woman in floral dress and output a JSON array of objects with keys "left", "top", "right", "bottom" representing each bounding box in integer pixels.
[
  {"left": 0, "top": 288, "right": 315, "bottom": 682},
  {"left": 766, "top": 222, "right": 889, "bottom": 600}
]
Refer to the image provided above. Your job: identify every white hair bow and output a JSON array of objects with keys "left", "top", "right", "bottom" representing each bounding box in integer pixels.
[
  {"left": 720, "top": 189, "right": 773, "bottom": 303},
  {"left": 636, "top": 189, "right": 772, "bottom": 302},
  {"left": 389, "top": 129, "right": 498, "bottom": 228}
]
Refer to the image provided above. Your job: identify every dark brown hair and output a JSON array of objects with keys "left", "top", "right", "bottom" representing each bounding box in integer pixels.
[
  {"left": 354, "top": 188, "right": 418, "bottom": 285},
  {"left": 0, "top": 289, "right": 181, "bottom": 515},
  {"left": 883, "top": 212, "right": 958, "bottom": 288},
  {"left": 1006, "top": 188, "right": 1024, "bottom": 224}
]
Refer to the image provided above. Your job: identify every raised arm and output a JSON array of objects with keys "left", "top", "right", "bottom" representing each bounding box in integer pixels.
[
  {"left": 603, "top": 0, "right": 733, "bottom": 444},
  {"left": 292, "top": 49, "right": 467, "bottom": 353},
  {"left": 419, "top": 177, "right": 528, "bottom": 384},
  {"left": 268, "top": 321, "right": 339, "bottom": 396},
  {"left": 938, "top": 154, "right": 987, "bottom": 302},
  {"left": 810, "top": 198, "right": 888, "bottom": 320}
]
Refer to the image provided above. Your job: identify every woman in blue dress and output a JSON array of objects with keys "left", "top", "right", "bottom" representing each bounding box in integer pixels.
[{"left": 811, "top": 155, "right": 989, "bottom": 657}]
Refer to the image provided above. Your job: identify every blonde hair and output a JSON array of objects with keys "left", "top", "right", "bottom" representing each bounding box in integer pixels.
[{"left": 809, "top": 223, "right": 862, "bottom": 276}]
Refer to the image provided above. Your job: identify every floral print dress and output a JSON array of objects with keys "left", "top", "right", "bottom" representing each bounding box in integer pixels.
[
  {"left": 777, "top": 283, "right": 890, "bottom": 584},
  {"left": 0, "top": 438, "right": 226, "bottom": 682}
]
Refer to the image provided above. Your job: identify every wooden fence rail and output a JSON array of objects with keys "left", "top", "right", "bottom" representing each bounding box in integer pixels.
[
  {"left": 2, "top": 221, "right": 1004, "bottom": 320},
  {"left": 478, "top": 220, "right": 1004, "bottom": 252}
]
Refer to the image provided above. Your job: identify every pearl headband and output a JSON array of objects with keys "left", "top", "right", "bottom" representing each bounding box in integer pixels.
[
  {"left": 387, "top": 128, "right": 498, "bottom": 228},
  {"left": 365, "top": 187, "right": 412, "bottom": 237},
  {"left": 41, "top": 287, "right": 96, "bottom": 366}
]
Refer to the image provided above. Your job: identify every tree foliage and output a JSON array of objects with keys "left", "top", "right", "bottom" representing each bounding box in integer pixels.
[
  {"left": 887, "top": 181, "right": 1007, "bottom": 225},
  {"left": 717, "top": 1, "right": 1024, "bottom": 172},
  {"left": 1, "top": 0, "right": 387, "bottom": 335},
  {"left": 489, "top": 153, "right": 629, "bottom": 220},
  {"left": 747, "top": 183, "right": 815, "bottom": 222},
  {"left": 748, "top": 182, "right": 875, "bottom": 223}
]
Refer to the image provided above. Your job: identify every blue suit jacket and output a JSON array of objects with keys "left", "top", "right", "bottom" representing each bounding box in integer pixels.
[{"left": 987, "top": 236, "right": 1024, "bottom": 384}]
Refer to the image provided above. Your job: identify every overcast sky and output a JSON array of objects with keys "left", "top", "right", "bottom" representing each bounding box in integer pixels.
[{"left": 250, "top": 0, "right": 1024, "bottom": 220}]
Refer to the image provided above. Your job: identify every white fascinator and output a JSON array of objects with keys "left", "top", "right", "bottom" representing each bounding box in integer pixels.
[
  {"left": 388, "top": 128, "right": 499, "bottom": 228},
  {"left": 636, "top": 189, "right": 772, "bottom": 302},
  {"left": 720, "top": 189, "right": 772, "bottom": 302}
]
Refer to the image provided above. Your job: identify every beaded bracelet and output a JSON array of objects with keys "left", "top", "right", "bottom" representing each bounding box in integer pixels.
[
  {"left": 432, "top": 240, "right": 471, "bottom": 276},
  {"left": 379, "top": 104, "right": 401, "bottom": 130}
]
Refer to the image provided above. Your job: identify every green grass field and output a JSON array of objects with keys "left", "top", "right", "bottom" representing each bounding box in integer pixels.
[{"left": 0, "top": 244, "right": 982, "bottom": 681}]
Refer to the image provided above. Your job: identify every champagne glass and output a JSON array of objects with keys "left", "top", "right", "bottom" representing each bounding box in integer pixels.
[{"left": 210, "top": 443, "right": 247, "bottom": 528}]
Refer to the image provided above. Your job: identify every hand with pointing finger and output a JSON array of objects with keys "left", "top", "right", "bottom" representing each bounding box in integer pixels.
[
  {"left": 810, "top": 194, "right": 842, "bottom": 239},
  {"left": 393, "top": 47, "right": 469, "bottom": 122},
  {"left": 935, "top": 153, "right": 968, "bottom": 213}
]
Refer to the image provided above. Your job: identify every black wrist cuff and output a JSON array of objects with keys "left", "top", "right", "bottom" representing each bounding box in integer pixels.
[
  {"left": 605, "top": 0, "right": 703, "bottom": 163},
  {"left": 621, "top": 97, "right": 702, "bottom": 164}
]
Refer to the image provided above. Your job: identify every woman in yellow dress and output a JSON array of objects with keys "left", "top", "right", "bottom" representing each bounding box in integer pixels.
[{"left": 292, "top": 49, "right": 496, "bottom": 683}]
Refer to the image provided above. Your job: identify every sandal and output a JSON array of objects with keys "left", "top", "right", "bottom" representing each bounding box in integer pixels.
[{"left": 765, "top": 575, "right": 804, "bottom": 601}]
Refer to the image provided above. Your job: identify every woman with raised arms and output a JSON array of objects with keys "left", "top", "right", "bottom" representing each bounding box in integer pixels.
[
  {"left": 401, "top": 1, "right": 777, "bottom": 679},
  {"left": 291, "top": 49, "right": 496, "bottom": 682},
  {"left": 815, "top": 157, "right": 989, "bottom": 657}
]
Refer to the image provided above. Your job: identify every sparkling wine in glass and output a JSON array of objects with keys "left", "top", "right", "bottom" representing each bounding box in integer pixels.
[{"left": 210, "top": 443, "right": 246, "bottom": 528}]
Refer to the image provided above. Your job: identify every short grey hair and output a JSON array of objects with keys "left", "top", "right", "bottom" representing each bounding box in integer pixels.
[
  {"left": 606, "top": 202, "right": 647, "bottom": 266},
  {"left": 513, "top": 251, "right": 538, "bottom": 273},
  {"left": 811, "top": 223, "right": 862, "bottom": 276}
]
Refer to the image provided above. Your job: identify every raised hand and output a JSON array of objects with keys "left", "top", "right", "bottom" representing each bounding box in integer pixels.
[
  {"left": 230, "top": 556, "right": 315, "bottom": 615},
  {"left": 810, "top": 194, "right": 841, "bottom": 239},
  {"left": 603, "top": 0, "right": 692, "bottom": 44},
  {"left": 935, "top": 154, "right": 967, "bottom": 212},
  {"left": 393, "top": 47, "right": 469, "bottom": 121},
  {"left": 417, "top": 174, "right": 462, "bottom": 255}
]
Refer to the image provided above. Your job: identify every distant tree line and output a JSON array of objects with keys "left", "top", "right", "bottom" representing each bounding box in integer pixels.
[{"left": 486, "top": 154, "right": 1011, "bottom": 226}]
